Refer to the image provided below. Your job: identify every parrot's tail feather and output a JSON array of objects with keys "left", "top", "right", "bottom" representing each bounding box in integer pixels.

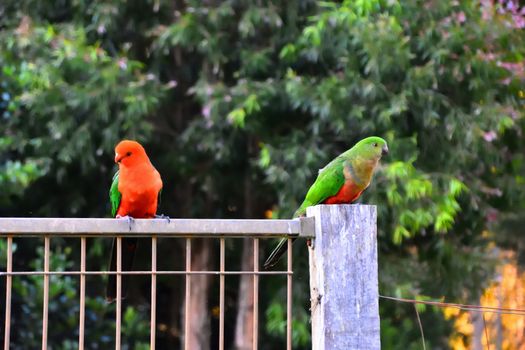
[
  {"left": 263, "top": 237, "right": 297, "bottom": 270},
  {"left": 293, "top": 206, "right": 306, "bottom": 218},
  {"left": 106, "top": 237, "right": 138, "bottom": 302}
]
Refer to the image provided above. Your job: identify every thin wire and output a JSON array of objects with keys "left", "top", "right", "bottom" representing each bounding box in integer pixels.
[
  {"left": 379, "top": 295, "right": 525, "bottom": 316},
  {"left": 413, "top": 304, "right": 426, "bottom": 350}
]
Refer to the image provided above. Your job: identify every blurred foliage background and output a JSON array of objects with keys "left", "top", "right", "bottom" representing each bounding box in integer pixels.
[{"left": 0, "top": 0, "right": 524, "bottom": 349}]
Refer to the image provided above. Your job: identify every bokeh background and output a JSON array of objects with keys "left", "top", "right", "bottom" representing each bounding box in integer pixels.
[{"left": 1, "top": 0, "right": 524, "bottom": 349}]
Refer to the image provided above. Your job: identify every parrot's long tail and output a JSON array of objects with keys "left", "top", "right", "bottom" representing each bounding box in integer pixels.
[
  {"left": 263, "top": 237, "right": 297, "bottom": 270},
  {"left": 106, "top": 237, "right": 137, "bottom": 303}
]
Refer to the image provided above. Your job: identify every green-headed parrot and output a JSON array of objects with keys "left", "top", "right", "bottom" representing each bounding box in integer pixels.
[{"left": 263, "top": 136, "right": 388, "bottom": 269}]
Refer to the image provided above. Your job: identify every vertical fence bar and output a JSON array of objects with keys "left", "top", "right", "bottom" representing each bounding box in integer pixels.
[
  {"left": 79, "top": 237, "right": 86, "bottom": 350},
  {"left": 219, "top": 238, "right": 225, "bottom": 350},
  {"left": 150, "top": 236, "right": 157, "bottom": 350},
  {"left": 253, "top": 238, "right": 259, "bottom": 350},
  {"left": 42, "top": 236, "right": 50, "bottom": 350},
  {"left": 286, "top": 238, "right": 293, "bottom": 350},
  {"left": 184, "top": 238, "right": 191, "bottom": 350},
  {"left": 3, "top": 236, "right": 13, "bottom": 350},
  {"left": 115, "top": 237, "right": 122, "bottom": 350}
]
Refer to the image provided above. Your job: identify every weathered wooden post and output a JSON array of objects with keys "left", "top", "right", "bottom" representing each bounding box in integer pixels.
[{"left": 308, "top": 204, "right": 380, "bottom": 350}]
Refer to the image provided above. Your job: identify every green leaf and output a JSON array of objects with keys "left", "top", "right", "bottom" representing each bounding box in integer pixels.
[
  {"left": 227, "top": 108, "right": 246, "bottom": 128},
  {"left": 258, "top": 143, "right": 271, "bottom": 168},
  {"left": 449, "top": 178, "right": 467, "bottom": 197},
  {"left": 393, "top": 225, "right": 411, "bottom": 244}
]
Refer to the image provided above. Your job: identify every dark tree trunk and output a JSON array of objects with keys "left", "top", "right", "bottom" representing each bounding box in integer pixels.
[
  {"left": 235, "top": 157, "right": 256, "bottom": 349},
  {"left": 182, "top": 238, "right": 212, "bottom": 350},
  {"left": 234, "top": 238, "right": 255, "bottom": 349}
]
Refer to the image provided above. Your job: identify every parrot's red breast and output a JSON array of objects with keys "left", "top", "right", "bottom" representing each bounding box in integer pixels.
[
  {"left": 115, "top": 140, "right": 162, "bottom": 218},
  {"left": 106, "top": 140, "right": 163, "bottom": 303},
  {"left": 323, "top": 181, "right": 363, "bottom": 204}
]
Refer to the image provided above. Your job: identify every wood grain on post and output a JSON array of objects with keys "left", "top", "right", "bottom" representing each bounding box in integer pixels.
[{"left": 307, "top": 204, "right": 380, "bottom": 350}]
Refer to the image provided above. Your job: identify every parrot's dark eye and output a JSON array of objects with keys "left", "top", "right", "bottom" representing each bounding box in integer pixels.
[
  {"left": 126, "top": 151, "right": 132, "bottom": 156},
  {"left": 373, "top": 143, "right": 378, "bottom": 147}
]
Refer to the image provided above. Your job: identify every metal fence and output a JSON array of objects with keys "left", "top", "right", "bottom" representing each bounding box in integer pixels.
[{"left": 0, "top": 217, "right": 315, "bottom": 350}]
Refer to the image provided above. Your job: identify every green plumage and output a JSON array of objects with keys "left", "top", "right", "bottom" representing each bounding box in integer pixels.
[
  {"left": 264, "top": 136, "right": 388, "bottom": 269},
  {"left": 293, "top": 136, "right": 388, "bottom": 217},
  {"left": 109, "top": 171, "right": 121, "bottom": 217},
  {"left": 293, "top": 157, "right": 345, "bottom": 217}
]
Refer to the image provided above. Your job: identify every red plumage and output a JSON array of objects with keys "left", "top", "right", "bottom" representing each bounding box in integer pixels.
[
  {"left": 323, "top": 181, "right": 363, "bottom": 204},
  {"left": 106, "top": 140, "right": 163, "bottom": 302}
]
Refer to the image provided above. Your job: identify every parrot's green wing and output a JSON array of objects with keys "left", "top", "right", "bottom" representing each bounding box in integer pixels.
[
  {"left": 109, "top": 171, "right": 122, "bottom": 217},
  {"left": 266, "top": 158, "right": 346, "bottom": 269},
  {"left": 293, "top": 158, "right": 346, "bottom": 217}
]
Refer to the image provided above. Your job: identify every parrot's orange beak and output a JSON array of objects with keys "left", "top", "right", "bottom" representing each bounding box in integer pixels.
[{"left": 381, "top": 145, "right": 389, "bottom": 156}]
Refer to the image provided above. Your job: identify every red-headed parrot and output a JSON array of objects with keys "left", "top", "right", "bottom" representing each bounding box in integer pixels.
[
  {"left": 263, "top": 136, "right": 388, "bottom": 269},
  {"left": 106, "top": 140, "right": 163, "bottom": 302}
]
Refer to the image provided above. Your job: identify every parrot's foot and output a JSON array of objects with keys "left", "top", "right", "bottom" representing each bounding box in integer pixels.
[
  {"left": 116, "top": 215, "right": 135, "bottom": 231},
  {"left": 155, "top": 214, "right": 170, "bottom": 223},
  {"left": 307, "top": 238, "right": 315, "bottom": 249}
]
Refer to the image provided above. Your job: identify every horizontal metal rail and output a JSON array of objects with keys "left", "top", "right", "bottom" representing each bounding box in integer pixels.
[{"left": 0, "top": 217, "right": 315, "bottom": 237}]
